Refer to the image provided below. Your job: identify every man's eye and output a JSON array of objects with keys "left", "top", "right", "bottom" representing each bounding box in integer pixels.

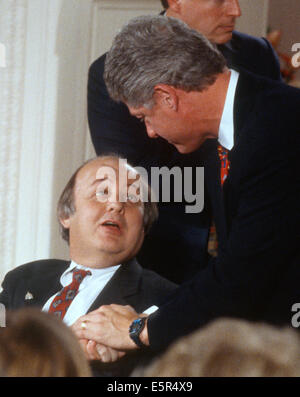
[
  {"left": 127, "top": 194, "right": 138, "bottom": 203},
  {"left": 96, "top": 189, "right": 108, "bottom": 197},
  {"left": 138, "top": 117, "right": 145, "bottom": 123}
]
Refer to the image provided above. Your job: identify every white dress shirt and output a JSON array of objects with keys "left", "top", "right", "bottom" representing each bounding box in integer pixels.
[
  {"left": 42, "top": 261, "right": 120, "bottom": 326},
  {"left": 218, "top": 69, "right": 239, "bottom": 150}
]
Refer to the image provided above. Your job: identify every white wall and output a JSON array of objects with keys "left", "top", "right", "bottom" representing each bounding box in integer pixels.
[
  {"left": 268, "top": 0, "right": 300, "bottom": 81},
  {"left": 236, "top": 0, "right": 269, "bottom": 37}
]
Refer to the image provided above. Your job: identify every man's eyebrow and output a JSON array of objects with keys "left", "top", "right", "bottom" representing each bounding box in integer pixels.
[{"left": 90, "top": 178, "right": 108, "bottom": 187}]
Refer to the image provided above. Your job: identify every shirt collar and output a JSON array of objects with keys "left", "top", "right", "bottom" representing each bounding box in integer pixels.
[
  {"left": 218, "top": 69, "right": 239, "bottom": 150},
  {"left": 61, "top": 260, "right": 121, "bottom": 280}
]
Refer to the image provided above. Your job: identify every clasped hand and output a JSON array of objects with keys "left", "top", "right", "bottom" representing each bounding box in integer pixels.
[{"left": 71, "top": 304, "right": 142, "bottom": 363}]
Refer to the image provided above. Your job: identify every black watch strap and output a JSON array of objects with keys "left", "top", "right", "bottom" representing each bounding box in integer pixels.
[{"left": 129, "top": 317, "right": 147, "bottom": 348}]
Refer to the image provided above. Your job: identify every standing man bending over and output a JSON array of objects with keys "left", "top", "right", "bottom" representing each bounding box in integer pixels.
[
  {"left": 87, "top": 0, "right": 281, "bottom": 284},
  {"left": 73, "top": 16, "right": 300, "bottom": 355}
]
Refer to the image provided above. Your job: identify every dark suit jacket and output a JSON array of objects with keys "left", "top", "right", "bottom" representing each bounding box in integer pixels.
[
  {"left": 0, "top": 258, "right": 177, "bottom": 313},
  {"left": 218, "top": 31, "right": 281, "bottom": 80},
  {"left": 146, "top": 71, "right": 300, "bottom": 350},
  {"left": 0, "top": 258, "right": 177, "bottom": 374},
  {"left": 87, "top": 31, "right": 281, "bottom": 285}
]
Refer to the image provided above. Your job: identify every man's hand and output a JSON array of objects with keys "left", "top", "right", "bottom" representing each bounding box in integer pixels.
[
  {"left": 77, "top": 337, "right": 125, "bottom": 362},
  {"left": 87, "top": 340, "right": 125, "bottom": 362},
  {"left": 72, "top": 304, "right": 149, "bottom": 351}
]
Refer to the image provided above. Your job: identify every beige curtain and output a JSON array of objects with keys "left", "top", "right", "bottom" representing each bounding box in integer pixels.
[{"left": 0, "top": 0, "right": 27, "bottom": 282}]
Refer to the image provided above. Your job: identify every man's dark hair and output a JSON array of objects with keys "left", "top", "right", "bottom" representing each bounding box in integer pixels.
[{"left": 161, "top": 0, "right": 169, "bottom": 9}]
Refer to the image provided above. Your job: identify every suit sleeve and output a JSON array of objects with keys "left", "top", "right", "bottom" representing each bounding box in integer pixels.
[
  {"left": 147, "top": 91, "right": 300, "bottom": 350},
  {"left": 87, "top": 54, "right": 178, "bottom": 169}
]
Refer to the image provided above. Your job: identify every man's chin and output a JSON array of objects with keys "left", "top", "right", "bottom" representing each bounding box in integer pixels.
[
  {"left": 214, "top": 31, "right": 234, "bottom": 45},
  {"left": 174, "top": 144, "right": 193, "bottom": 154}
]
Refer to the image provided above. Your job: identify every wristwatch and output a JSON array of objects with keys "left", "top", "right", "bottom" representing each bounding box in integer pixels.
[{"left": 129, "top": 317, "right": 147, "bottom": 348}]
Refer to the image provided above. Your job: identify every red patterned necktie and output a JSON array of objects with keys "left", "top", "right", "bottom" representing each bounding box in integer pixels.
[
  {"left": 217, "top": 144, "right": 230, "bottom": 186},
  {"left": 207, "top": 144, "right": 230, "bottom": 256},
  {"left": 48, "top": 268, "right": 91, "bottom": 319}
]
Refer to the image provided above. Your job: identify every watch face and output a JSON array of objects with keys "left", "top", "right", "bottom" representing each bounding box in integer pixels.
[
  {"left": 130, "top": 319, "right": 142, "bottom": 333},
  {"left": 129, "top": 318, "right": 146, "bottom": 348}
]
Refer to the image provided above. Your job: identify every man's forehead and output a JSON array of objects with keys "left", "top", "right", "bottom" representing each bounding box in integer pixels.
[{"left": 77, "top": 158, "right": 140, "bottom": 185}]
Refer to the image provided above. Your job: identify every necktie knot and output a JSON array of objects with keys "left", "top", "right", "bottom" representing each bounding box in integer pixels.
[
  {"left": 72, "top": 268, "right": 91, "bottom": 283},
  {"left": 48, "top": 268, "right": 91, "bottom": 319}
]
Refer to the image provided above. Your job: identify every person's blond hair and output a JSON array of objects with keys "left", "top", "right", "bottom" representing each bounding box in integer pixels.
[
  {"left": 134, "top": 318, "right": 300, "bottom": 377},
  {"left": 0, "top": 308, "right": 91, "bottom": 377}
]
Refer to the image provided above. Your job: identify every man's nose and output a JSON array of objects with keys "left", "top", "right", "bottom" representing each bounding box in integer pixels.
[
  {"left": 226, "top": 0, "right": 242, "bottom": 17},
  {"left": 106, "top": 199, "right": 124, "bottom": 213},
  {"left": 145, "top": 121, "right": 158, "bottom": 139}
]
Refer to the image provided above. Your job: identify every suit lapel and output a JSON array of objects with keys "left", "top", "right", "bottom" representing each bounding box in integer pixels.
[
  {"left": 223, "top": 71, "right": 260, "bottom": 230},
  {"left": 201, "top": 139, "right": 228, "bottom": 250},
  {"left": 233, "top": 71, "right": 258, "bottom": 142},
  {"left": 23, "top": 261, "right": 70, "bottom": 308},
  {"left": 200, "top": 74, "right": 258, "bottom": 250},
  {"left": 218, "top": 32, "right": 248, "bottom": 73},
  {"left": 87, "top": 258, "right": 142, "bottom": 313}
]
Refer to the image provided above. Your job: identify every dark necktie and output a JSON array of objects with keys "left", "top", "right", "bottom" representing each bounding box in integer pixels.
[
  {"left": 207, "top": 144, "right": 230, "bottom": 256},
  {"left": 48, "top": 268, "right": 91, "bottom": 319}
]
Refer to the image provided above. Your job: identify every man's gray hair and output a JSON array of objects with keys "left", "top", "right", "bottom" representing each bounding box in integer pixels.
[{"left": 104, "top": 15, "right": 226, "bottom": 108}]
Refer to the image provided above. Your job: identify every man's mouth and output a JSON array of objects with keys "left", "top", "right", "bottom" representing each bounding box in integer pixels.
[
  {"left": 101, "top": 220, "right": 122, "bottom": 234},
  {"left": 220, "top": 24, "right": 235, "bottom": 31}
]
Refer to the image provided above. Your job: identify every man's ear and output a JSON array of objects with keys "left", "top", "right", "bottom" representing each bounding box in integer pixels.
[
  {"left": 167, "top": 0, "right": 181, "bottom": 13},
  {"left": 153, "top": 84, "right": 179, "bottom": 111},
  {"left": 59, "top": 216, "right": 71, "bottom": 229}
]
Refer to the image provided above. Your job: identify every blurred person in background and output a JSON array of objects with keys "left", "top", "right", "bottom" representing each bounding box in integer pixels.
[
  {"left": 133, "top": 318, "right": 300, "bottom": 377},
  {"left": 0, "top": 308, "right": 91, "bottom": 377}
]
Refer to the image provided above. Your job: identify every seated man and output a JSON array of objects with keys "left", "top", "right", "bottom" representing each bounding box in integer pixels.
[{"left": 0, "top": 155, "right": 177, "bottom": 375}]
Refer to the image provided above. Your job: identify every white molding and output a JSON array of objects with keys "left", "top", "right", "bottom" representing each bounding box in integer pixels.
[
  {"left": 93, "top": 0, "right": 161, "bottom": 11},
  {"left": 90, "top": 0, "right": 161, "bottom": 61}
]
